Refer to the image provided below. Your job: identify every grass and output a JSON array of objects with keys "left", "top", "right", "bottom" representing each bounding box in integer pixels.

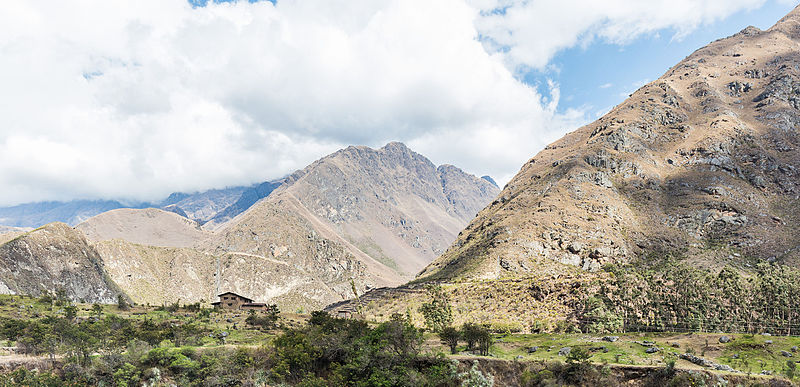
[{"left": 425, "top": 331, "right": 800, "bottom": 379}]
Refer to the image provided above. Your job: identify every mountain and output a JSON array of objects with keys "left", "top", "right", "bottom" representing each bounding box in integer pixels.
[
  {"left": 0, "top": 180, "right": 283, "bottom": 229},
  {"left": 0, "top": 223, "right": 125, "bottom": 303},
  {"left": 203, "top": 180, "right": 283, "bottom": 228},
  {"left": 328, "top": 7, "right": 800, "bottom": 330},
  {"left": 420, "top": 11, "right": 800, "bottom": 281},
  {"left": 0, "top": 200, "right": 134, "bottom": 228},
  {"left": 480, "top": 175, "right": 499, "bottom": 188},
  {"left": 237, "top": 142, "right": 500, "bottom": 279},
  {"left": 15, "top": 142, "right": 497, "bottom": 309},
  {"left": 159, "top": 186, "right": 249, "bottom": 223}
]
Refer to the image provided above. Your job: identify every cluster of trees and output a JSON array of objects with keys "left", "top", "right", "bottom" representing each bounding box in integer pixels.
[
  {"left": 268, "top": 311, "right": 460, "bottom": 386},
  {"left": 420, "top": 285, "right": 494, "bottom": 356},
  {"left": 439, "top": 323, "right": 493, "bottom": 356},
  {"left": 577, "top": 258, "right": 800, "bottom": 334}
]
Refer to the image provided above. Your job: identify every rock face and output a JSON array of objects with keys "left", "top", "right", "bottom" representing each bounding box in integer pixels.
[
  {"left": 0, "top": 223, "right": 124, "bottom": 303},
  {"left": 419, "top": 7, "right": 800, "bottom": 282}
]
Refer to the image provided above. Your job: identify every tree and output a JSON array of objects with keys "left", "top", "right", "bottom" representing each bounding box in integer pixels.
[
  {"left": 418, "top": 285, "right": 452, "bottom": 333},
  {"left": 477, "top": 329, "right": 493, "bottom": 356},
  {"left": 64, "top": 305, "right": 78, "bottom": 321},
  {"left": 92, "top": 304, "right": 103, "bottom": 318},
  {"left": 439, "top": 326, "right": 460, "bottom": 354},
  {"left": 266, "top": 304, "right": 280, "bottom": 321},
  {"left": 55, "top": 288, "right": 69, "bottom": 306},
  {"left": 462, "top": 323, "right": 482, "bottom": 351},
  {"left": 117, "top": 294, "right": 130, "bottom": 311}
]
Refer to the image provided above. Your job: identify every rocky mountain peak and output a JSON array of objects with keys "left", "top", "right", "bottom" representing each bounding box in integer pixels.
[{"left": 769, "top": 4, "right": 800, "bottom": 37}]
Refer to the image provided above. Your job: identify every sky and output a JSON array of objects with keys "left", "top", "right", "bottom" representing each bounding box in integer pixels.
[{"left": 0, "top": 0, "right": 797, "bottom": 206}]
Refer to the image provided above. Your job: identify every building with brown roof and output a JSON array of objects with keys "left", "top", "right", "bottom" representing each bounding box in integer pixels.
[{"left": 211, "top": 292, "right": 272, "bottom": 311}]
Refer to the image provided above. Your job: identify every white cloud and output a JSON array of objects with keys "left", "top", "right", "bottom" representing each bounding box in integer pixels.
[
  {"left": 472, "top": 0, "right": 768, "bottom": 71},
  {"left": 0, "top": 0, "right": 782, "bottom": 206}
]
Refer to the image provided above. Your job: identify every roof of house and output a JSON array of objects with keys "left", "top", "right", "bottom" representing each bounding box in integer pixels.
[{"left": 216, "top": 292, "right": 253, "bottom": 302}]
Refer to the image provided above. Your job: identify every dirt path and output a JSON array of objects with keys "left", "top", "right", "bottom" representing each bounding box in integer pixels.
[{"left": 222, "top": 251, "right": 289, "bottom": 266}]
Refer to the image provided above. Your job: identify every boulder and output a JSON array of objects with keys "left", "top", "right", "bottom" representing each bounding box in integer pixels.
[
  {"left": 646, "top": 347, "right": 659, "bottom": 354},
  {"left": 781, "top": 351, "right": 793, "bottom": 357},
  {"left": 527, "top": 346, "right": 539, "bottom": 353},
  {"left": 718, "top": 335, "right": 731, "bottom": 343},
  {"left": 602, "top": 336, "right": 619, "bottom": 342},
  {"left": 714, "top": 364, "right": 735, "bottom": 372},
  {"left": 558, "top": 347, "right": 571, "bottom": 357}
]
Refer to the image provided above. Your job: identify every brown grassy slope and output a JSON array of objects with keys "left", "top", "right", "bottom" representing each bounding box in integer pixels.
[
  {"left": 418, "top": 8, "right": 800, "bottom": 282},
  {"left": 77, "top": 208, "right": 213, "bottom": 248}
]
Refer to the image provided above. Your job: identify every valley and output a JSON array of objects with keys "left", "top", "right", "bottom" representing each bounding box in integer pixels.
[{"left": 2, "top": 2, "right": 800, "bottom": 386}]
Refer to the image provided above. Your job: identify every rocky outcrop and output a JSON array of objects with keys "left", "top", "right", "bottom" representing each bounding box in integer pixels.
[{"left": 0, "top": 223, "right": 124, "bottom": 303}]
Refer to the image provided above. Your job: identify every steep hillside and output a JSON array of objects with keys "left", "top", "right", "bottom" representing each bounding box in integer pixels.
[
  {"left": 420, "top": 9, "right": 800, "bottom": 282},
  {"left": 76, "top": 208, "right": 212, "bottom": 248},
  {"left": 92, "top": 202, "right": 373, "bottom": 310},
  {"left": 0, "top": 223, "right": 124, "bottom": 303}
]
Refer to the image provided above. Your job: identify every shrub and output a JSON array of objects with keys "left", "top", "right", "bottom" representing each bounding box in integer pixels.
[
  {"left": 112, "top": 363, "right": 140, "bottom": 387},
  {"left": 459, "top": 360, "right": 494, "bottom": 387},
  {"left": 488, "top": 320, "right": 523, "bottom": 334}
]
